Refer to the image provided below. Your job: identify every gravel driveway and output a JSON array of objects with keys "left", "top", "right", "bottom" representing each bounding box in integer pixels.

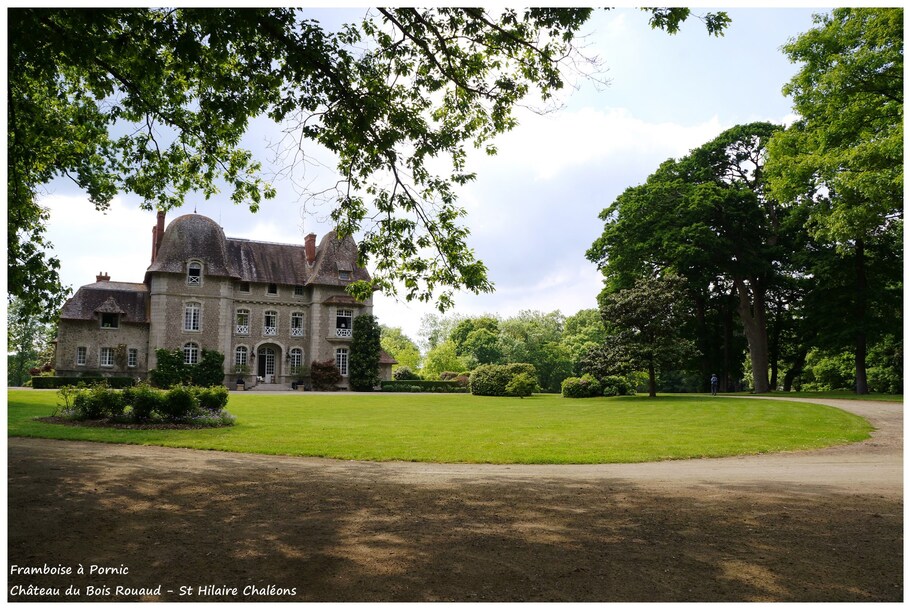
[{"left": 8, "top": 397, "right": 902, "bottom": 602}]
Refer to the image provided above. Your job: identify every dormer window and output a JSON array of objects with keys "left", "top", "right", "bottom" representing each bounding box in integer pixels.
[
  {"left": 294, "top": 285, "right": 304, "bottom": 296},
  {"left": 339, "top": 271, "right": 351, "bottom": 281},
  {"left": 267, "top": 283, "right": 278, "bottom": 295},
  {"left": 100, "top": 313, "right": 120, "bottom": 329},
  {"left": 187, "top": 261, "right": 202, "bottom": 285}
]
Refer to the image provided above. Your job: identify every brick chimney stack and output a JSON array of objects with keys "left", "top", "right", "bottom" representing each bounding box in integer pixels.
[
  {"left": 305, "top": 233, "right": 317, "bottom": 265},
  {"left": 151, "top": 211, "right": 166, "bottom": 261},
  {"left": 96, "top": 272, "right": 110, "bottom": 282}
]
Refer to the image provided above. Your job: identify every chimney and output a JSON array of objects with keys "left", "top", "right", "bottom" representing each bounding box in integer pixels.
[
  {"left": 96, "top": 272, "right": 110, "bottom": 283},
  {"left": 151, "top": 210, "right": 166, "bottom": 261},
  {"left": 305, "top": 233, "right": 316, "bottom": 265}
]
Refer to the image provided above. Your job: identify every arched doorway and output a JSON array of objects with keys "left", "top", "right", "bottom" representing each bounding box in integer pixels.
[{"left": 257, "top": 346, "right": 278, "bottom": 383}]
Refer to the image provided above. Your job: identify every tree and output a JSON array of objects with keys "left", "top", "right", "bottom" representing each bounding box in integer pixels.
[
  {"left": 8, "top": 297, "right": 54, "bottom": 386},
  {"left": 766, "top": 8, "right": 903, "bottom": 393},
  {"left": 598, "top": 275, "right": 699, "bottom": 397},
  {"left": 421, "top": 340, "right": 469, "bottom": 380},
  {"left": 380, "top": 325, "right": 422, "bottom": 372},
  {"left": 350, "top": 314, "right": 382, "bottom": 391},
  {"left": 9, "top": 8, "right": 729, "bottom": 319},
  {"left": 498, "top": 310, "right": 572, "bottom": 392}
]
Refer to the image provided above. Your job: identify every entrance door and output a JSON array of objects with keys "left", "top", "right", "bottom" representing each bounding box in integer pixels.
[{"left": 257, "top": 347, "right": 276, "bottom": 383}]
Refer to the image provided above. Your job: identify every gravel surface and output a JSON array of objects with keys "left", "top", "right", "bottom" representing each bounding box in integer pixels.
[{"left": 8, "top": 396, "right": 902, "bottom": 602}]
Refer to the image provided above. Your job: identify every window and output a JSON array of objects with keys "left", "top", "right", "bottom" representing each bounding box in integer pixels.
[
  {"left": 235, "top": 309, "right": 250, "bottom": 335},
  {"left": 127, "top": 348, "right": 138, "bottom": 368},
  {"left": 335, "top": 347, "right": 349, "bottom": 377},
  {"left": 267, "top": 283, "right": 278, "bottom": 295},
  {"left": 293, "top": 285, "right": 304, "bottom": 296},
  {"left": 335, "top": 308, "right": 353, "bottom": 338},
  {"left": 339, "top": 270, "right": 351, "bottom": 281},
  {"left": 76, "top": 346, "right": 87, "bottom": 366},
  {"left": 100, "top": 347, "right": 114, "bottom": 367},
  {"left": 100, "top": 313, "right": 119, "bottom": 328},
  {"left": 239, "top": 281, "right": 250, "bottom": 293},
  {"left": 291, "top": 312, "right": 304, "bottom": 337},
  {"left": 187, "top": 261, "right": 202, "bottom": 285},
  {"left": 235, "top": 346, "right": 248, "bottom": 371},
  {"left": 289, "top": 347, "right": 303, "bottom": 369},
  {"left": 184, "top": 302, "right": 201, "bottom": 331},
  {"left": 263, "top": 310, "right": 277, "bottom": 336},
  {"left": 183, "top": 342, "right": 199, "bottom": 365}
]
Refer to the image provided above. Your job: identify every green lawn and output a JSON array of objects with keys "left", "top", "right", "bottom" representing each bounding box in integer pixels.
[
  {"left": 766, "top": 390, "right": 903, "bottom": 402},
  {"left": 8, "top": 390, "right": 873, "bottom": 464}
]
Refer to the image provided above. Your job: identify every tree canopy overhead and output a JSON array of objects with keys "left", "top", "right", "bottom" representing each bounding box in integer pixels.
[{"left": 9, "top": 7, "right": 729, "bottom": 320}]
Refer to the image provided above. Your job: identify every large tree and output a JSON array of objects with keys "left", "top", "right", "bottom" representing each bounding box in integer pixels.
[
  {"left": 9, "top": 8, "right": 729, "bottom": 321},
  {"left": 597, "top": 275, "right": 698, "bottom": 398},
  {"left": 765, "top": 8, "right": 903, "bottom": 393}
]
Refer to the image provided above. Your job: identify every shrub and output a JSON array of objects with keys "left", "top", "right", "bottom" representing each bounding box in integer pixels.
[
  {"left": 149, "top": 348, "right": 187, "bottom": 388},
  {"left": 505, "top": 372, "right": 538, "bottom": 398},
  {"left": 562, "top": 374, "right": 602, "bottom": 398},
  {"left": 191, "top": 350, "right": 227, "bottom": 387},
  {"left": 311, "top": 359, "right": 342, "bottom": 390},
  {"left": 127, "top": 383, "right": 163, "bottom": 420},
  {"left": 195, "top": 385, "right": 230, "bottom": 411},
  {"left": 72, "top": 385, "right": 124, "bottom": 419},
  {"left": 393, "top": 366, "right": 422, "bottom": 381},
  {"left": 159, "top": 386, "right": 200, "bottom": 419},
  {"left": 379, "top": 380, "right": 468, "bottom": 393},
  {"left": 150, "top": 348, "right": 226, "bottom": 388},
  {"left": 601, "top": 375, "right": 633, "bottom": 397},
  {"left": 470, "top": 363, "right": 537, "bottom": 396}
]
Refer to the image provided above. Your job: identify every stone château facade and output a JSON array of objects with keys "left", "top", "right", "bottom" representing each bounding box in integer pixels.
[{"left": 54, "top": 212, "right": 394, "bottom": 389}]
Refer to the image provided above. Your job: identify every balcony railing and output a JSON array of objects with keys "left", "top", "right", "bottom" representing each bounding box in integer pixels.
[
  {"left": 335, "top": 327, "right": 352, "bottom": 338},
  {"left": 291, "top": 327, "right": 304, "bottom": 337},
  {"left": 264, "top": 326, "right": 277, "bottom": 336},
  {"left": 235, "top": 324, "right": 249, "bottom": 335}
]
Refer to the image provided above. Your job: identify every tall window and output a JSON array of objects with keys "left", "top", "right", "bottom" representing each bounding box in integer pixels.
[
  {"left": 289, "top": 347, "right": 303, "bottom": 369},
  {"left": 335, "top": 347, "right": 349, "bottom": 377},
  {"left": 187, "top": 261, "right": 202, "bottom": 285},
  {"left": 235, "top": 346, "right": 248, "bottom": 371},
  {"left": 291, "top": 312, "right": 304, "bottom": 337},
  {"left": 263, "top": 311, "right": 277, "bottom": 336},
  {"left": 127, "top": 348, "right": 138, "bottom": 368},
  {"left": 336, "top": 309, "right": 353, "bottom": 337},
  {"left": 184, "top": 302, "right": 201, "bottom": 331},
  {"left": 235, "top": 309, "right": 250, "bottom": 335},
  {"left": 100, "top": 347, "right": 114, "bottom": 367},
  {"left": 183, "top": 342, "right": 199, "bottom": 365},
  {"left": 76, "top": 346, "right": 87, "bottom": 366}
]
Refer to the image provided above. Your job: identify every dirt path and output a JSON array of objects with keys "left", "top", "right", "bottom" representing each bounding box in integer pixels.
[{"left": 8, "top": 397, "right": 902, "bottom": 602}]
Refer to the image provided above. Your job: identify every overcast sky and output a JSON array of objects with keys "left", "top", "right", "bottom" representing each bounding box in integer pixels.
[{"left": 36, "top": 7, "right": 825, "bottom": 343}]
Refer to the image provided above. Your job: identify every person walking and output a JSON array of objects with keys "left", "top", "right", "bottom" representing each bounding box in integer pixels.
[{"left": 710, "top": 373, "right": 719, "bottom": 396}]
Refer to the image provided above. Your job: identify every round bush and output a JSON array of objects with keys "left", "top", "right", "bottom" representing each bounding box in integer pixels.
[
  {"left": 195, "top": 386, "right": 229, "bottom": 411},
  {"left": 160, "top": 386, "right": 200, "bottom": 419},
  {"left": 562, "top": 374, "right": 602, "bottom": 399}
]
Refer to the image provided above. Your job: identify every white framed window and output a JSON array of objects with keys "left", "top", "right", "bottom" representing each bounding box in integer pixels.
[
  {"left": 294, "top": 285, "right": 304, "bottom": 296},
  {"left": 184, "top": 302, "right": 201, "bottom": 331},
  {"left": 100, "top": 347, "right": 114, "bottom": 368},
  {"left": 267, "top": 283, "right": 278, "bottom": 295},
  {"left": 289, "top": 347, "right": 303, "bottom": 369},
  {"left": 263, "top": 310, "right": 277, "bottom": 336},
  {"left": 235, "top": 309, "right": 250, "bottom": 335},
  {"left": 76, "top": 346, "right": 87, "bottom": 366},
  {"left": 183, "top": 342, "right": 199, "bottom": 365},
  {"left": 235, "top": 346, "right": 248, "bottom": 371},
  {"left": 187, "top": 261, "right": 202, "bottom": 285},
  {"left": 335, "top": 308, "right": 353, "bottom": 338},
  {"left": 100, "top": 313, "right": 119, "bottom": 329},
  {"left": 291, "top": 312, "right": 304, "bottom": 337},
  {"left": 127, "top": 348, "right": 138, "bottom": 368},
  {"left": 335, "top": 348, "right": 349, "bottom": 377}
]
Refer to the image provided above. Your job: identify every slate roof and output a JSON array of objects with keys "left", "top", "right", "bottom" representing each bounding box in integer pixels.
[
  {"left": 146, "top": 214, "right": 370, "bottom": 288},
  {"left": 59, "top": 282, "right": 150, "bottom": 323},
  {"left": 379, "top": 350, "right": 398, "bottom": 365}
]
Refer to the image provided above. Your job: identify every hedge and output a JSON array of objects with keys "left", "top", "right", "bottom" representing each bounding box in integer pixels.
[
  {"left": 32, "top": 376, "right": 137, "bottom": 389},
  {"left": 379, "top": 380, "right": 469, "bottom": 393}
]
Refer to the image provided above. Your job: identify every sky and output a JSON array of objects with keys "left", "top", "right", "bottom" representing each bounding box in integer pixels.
[{"left": 35, "top": 7, "right": 826, "bottom": 346}]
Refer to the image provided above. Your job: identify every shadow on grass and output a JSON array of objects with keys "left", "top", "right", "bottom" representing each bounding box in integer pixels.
[{"left": 8, "top": 439, "right": 902, "bottom": 602}]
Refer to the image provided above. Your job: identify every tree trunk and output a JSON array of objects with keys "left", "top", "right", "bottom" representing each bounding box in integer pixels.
[
  {"left": 734, "top": 276, "right": 771, "bottom": 393},
  {"left": 768, "top": 298, "right": 782, "bottom": 391},
  {"left": 854, "top": 239, "right": 869, "bottom": 394},
  {"left": 648, "top": 361, "right": 657, "bottom": 398},
  {"left": 783, "top": 348, "right": 807, "bottom": 392}
]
